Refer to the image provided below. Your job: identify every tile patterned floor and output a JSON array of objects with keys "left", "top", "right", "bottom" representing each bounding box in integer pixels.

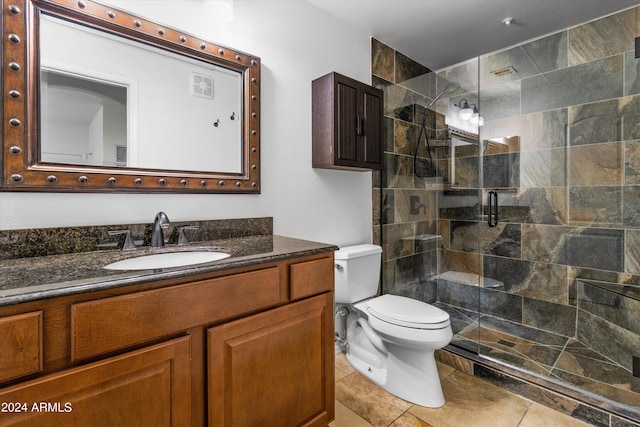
[
  {"left": 438, "top": 303, "right": 640, "bottom": 410},
  {"left": 330, "top": 353, "right": 595, "bottom": 427}
]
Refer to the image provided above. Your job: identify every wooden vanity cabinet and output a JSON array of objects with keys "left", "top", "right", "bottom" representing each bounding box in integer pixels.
[
  {"left": 208, "top": 292, "right": 334, "bottom": 427},
  {"left": 312, "top": 72, "right": 383, "bottom": 171},
  {"left": 0, "top": 337, "right": 192, "bottom": 427},
  {"left": 0, "top": 311, "right": 43, "bottom": 382},
  {"left": 0, "top": 252, "right": 335, "bottom": 427}
]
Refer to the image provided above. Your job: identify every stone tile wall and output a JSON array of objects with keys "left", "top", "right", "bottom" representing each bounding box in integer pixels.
[
  {"left": 372, "top": 5, "right": 640, "bottom": 419},
  {"left": 371, "top": 38, "right": 443, "bottom": 302},
  {"left": 438, "top": 6, "right": 640, "bottom": 353},
  {"left": 577, "top": 281, "right": 640, "bottom": 376}
]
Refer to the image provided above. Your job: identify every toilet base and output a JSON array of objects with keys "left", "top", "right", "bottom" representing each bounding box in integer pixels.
[
  {"left": 346, "top": 344, "right": 446, "bottom": 408},
  {"left": 337, "top": 301, "right": 450, "bottom": 408},
  {"left": 346, "top": 352, "right": 387, "bottom": 387}
]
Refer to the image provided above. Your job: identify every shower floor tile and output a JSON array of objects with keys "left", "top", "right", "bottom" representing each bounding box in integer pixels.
[
  {"left": 479, "top": 315, "right": 568, "bottom": 347},
  {"left": 551, "top": 339, "right": 640, "bottom": 408},
  {"left": 437, "top": 302, "right": 640, "bottom": 413}
]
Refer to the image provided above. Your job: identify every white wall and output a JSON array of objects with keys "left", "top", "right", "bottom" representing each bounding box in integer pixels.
[{"left": 0, "top": 0, "right": 374, "bottom": 247}]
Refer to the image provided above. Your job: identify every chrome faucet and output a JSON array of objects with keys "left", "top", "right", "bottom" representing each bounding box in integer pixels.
[{"left": 151, "top": 211, "right": 170, "bottom": 247}]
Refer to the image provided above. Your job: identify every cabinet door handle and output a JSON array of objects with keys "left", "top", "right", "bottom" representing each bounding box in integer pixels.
[
  {"left": 488, "top": 190, "right": 498, "bottom": 227},
  {"left": 356, "top": 116, "right": 364, "bottom": 136}
]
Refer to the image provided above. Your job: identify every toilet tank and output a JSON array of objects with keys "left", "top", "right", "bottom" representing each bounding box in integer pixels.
[{"left": 334, "top": 244, "right": 382, "bottom": 303}]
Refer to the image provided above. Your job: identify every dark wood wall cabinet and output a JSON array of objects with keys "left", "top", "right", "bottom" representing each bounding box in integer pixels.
[
  {"left": 312, "top": 72, "right": 383, "bottom": 171},
  {"left": 0, "top": 253, "right": 335, "bottom": 427}
]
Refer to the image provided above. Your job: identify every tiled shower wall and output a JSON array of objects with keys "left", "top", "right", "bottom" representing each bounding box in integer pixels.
[
  {"left": 371, "top": 5, "right": 640, "bottom": 419},
  {"left": 438, "top": 6, "right": 640, "bottom": 373},
  {"left": 371, "top": 38, "right": 443, "bottom": 302}
]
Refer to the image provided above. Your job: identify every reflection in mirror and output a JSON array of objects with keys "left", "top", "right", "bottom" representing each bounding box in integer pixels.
[
  {"left": 449, "top": 134, "right": 521, "bottom": 190},
  {"left": 450, "top": 131, "right": 479, "bottom": 189},
  {"left": 1, "top": 0, "right": 260, "bottom": 193},
  {"left": 39, "top": 14, "right": 243, "bottom": 174},
  {"left": 41, "top": 68, "right": 128, "bottom": 167},
  {"left": 483, "top": 136, "right": 520, "bottom": 155},
  {"left": 483, "top": 136, "right": 520, "bottom": 189}
]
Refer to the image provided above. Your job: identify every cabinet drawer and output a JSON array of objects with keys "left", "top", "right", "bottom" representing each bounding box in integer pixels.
[
  {"left": 290, "top": 256, "right": 334, "bottom": 301},
  {"left": 0, "top": 311, "right": 42, "bottom": 382},
  {"left": 72, "top": 267, "right": 281, "bottom": 361}
]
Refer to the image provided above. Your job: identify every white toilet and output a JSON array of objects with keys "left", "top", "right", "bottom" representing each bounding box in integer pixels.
[{"left": 334, "top": 244, "right": 452, "bottom": 408}]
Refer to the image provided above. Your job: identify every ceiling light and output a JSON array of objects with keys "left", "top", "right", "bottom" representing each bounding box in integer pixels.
[{"left": 503, "top": 17, "right": 514, "bottom": 27}]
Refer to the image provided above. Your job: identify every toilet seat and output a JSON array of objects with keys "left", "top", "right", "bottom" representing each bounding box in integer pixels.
[{"left": 366, "top": 294, "right": 450, "bottom": 330}]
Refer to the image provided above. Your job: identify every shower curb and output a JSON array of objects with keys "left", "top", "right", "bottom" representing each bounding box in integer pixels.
[{"left": 437, "top": 345, "right": 640, "bottom": 427}]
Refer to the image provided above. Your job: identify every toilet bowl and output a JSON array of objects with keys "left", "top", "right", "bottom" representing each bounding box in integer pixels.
[{"left": 334, "top": 244, "right": 453, "bottom": 408}]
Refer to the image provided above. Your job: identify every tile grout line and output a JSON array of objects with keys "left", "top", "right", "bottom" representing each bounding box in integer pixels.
[{"left": 515, "top": 400, "right": 535, "bottom": 427}]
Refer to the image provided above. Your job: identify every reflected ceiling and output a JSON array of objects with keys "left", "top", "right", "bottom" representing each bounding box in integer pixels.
[{"left": 307, "top": 0, "right": 640, "bottom": 70}]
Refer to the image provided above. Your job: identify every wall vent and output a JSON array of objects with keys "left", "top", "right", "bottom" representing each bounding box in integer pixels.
[
  {"left": 490, "top": 66, "right": 517, "bottom": 76},
  {"left": 190, "top": 72, "right": 214, "bottom": 99}
]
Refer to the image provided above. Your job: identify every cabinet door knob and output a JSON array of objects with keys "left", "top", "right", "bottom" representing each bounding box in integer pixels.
[{"left": 356, "top": 116, "right": 364, "bottom": 136}]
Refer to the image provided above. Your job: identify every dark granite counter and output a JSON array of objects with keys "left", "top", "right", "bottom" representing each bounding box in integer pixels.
[{"left": 0, "top": 234, "right": 338, "bottom": 307}]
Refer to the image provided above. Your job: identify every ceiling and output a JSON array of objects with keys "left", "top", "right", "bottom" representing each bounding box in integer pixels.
[{"left": 307, "top": 0, "right": 640, "bottom": 71}]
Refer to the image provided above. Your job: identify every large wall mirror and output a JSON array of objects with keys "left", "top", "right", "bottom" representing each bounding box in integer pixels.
[{"left": 2, "top": 0, "right": 261, "bottom": 193}]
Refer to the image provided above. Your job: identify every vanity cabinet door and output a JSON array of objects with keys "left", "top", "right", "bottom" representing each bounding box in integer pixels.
[
  {"left": 208, "top": 293, "right": 334, "bottom": 427},
  {"left": 360, "top": 84, "right": 383, "bottom": 168},
  {"left": 0, "top": 336, "right": 191, "bottom": 427},
  {"left": 0, "top": 311, "right": 42, "bottom": 382}
]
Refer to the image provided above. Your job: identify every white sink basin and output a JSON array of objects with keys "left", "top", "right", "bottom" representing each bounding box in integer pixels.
[{"left": 104, "top": 251, "right": 230, "bottom": 270}]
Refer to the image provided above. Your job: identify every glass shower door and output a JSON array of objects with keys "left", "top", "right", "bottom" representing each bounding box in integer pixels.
[
  {"left": 475, "top": 11, "right": 640, "bottom": 411},
  {"left": 433, "top": 62, "right": 484, "bottom": 356},
  {"left": 474, "top": 38, "right": 578, "bottom": 379}
]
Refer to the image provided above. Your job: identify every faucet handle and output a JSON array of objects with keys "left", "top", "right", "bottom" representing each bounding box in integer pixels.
[
  {"left": 108, "top": 230, "right": 137, "bottom": 251},
  {"left": 177, "top": 226, "right": 199, "bottom": 245}
]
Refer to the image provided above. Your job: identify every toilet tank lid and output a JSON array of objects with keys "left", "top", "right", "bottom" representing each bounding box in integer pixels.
[{"left": 335, "top": 244, "right": 382, "bottom": 260}]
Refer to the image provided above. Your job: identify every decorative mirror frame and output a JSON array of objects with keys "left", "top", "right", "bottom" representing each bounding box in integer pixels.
[{"left": 1, "top": 0, "right": 261, "bottom": 193}]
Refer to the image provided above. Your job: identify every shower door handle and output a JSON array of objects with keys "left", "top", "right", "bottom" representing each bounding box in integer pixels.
[{"left": 488, "top": 191, "right": 498, "bottom": 227}]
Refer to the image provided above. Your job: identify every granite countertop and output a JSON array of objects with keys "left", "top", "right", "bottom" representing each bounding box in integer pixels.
[{"left": 0, "top": 235, "right": 338, "bottom": 307}]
